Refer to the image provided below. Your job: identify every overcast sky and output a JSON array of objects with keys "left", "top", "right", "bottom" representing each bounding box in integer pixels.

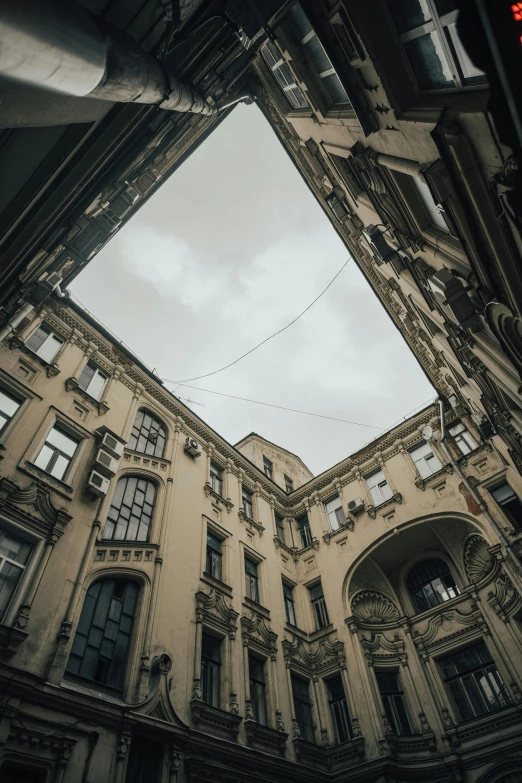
[{"left": 71, "top": 103, "right": 434, "bottom": 475}]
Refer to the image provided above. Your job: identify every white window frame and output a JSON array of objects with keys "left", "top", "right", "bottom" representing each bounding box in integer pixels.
[
  {"left": 24, "top": 323, "right": 64, "bottom": 364},
  {"left": 209, "top": 461, "right": 224, "bottom": 496},
  {"left": 77, "top": 361, "right": 108, "bottom": 401},
  {"left": 365, "top": 469, "right": 393, "bottom": 507},
  {"left": 409, "top": 442, "right": 443, "bottom": 479},
  {"left": 324, "top": 495, "right": 346, "bottom": 531},
  {"left": 448, "top": 422, "right": 478, "bottom": 456},
  {"left": 0, "top": 518, "right": 41, "bottom": 626},
  {"left": 261, "top": 40, "right": 308, "bottom": 110}
]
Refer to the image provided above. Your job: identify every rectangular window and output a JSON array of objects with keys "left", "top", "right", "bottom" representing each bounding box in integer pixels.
[
  {"left": 263, "top": 456, "right": 273, "bottom": 480},
  {"left": 439, "top": 642, "right": 510, "bottom": 722},
  {"left": 449, "top": 422, "right": 478, "bottom": 456},
  {"left": 206, "top": 532, "right": 222, "bottom": 580},
  {"left": 327, "top": 675, "right": 352, "bottom": 744},
  {"left": 375, "top": 670, "right": 412, "bottom": 735},
  {"left": 490, "top": 482, "right": 522, "bottom": 529},
  {"left": 33, "top": 425, "right": 79, "bottom": 481},
  {"left": 324, "top": 495, "right": 346, "bottom": 531},
  {"left": 242, "top": 486, "right": 253, "bottom": 519},
  {"left": 209, "top": 462, "right": 223, "bottom": 496},
  {"left": 261, "top": 40, "right": 308, "bottom": 109},
  {"left": 0, "top": 388, "right": 21, "bottom": 435},
  {"left": 77, "top": 362, "right": 108, "bottom": 401},
  {"left": 309, "top": 582, "right": 329, "bottom": 630},
  {"left": 125, "top": 736, "right": 163, "bottom": 783},
  {"left": 291, "top": 674, "right": 315, "bottom": 743},
  {"left": 296, "top": 514, "right": 312, "bottom": 549},
  {"left": 249, "top": 655, "right": 267, "bottom": 725},
  {"left": 365, "top": 469, "right": 392, "bottom": 506},
  {"left": 284, "top": 475, "right": 294, "bottom": 493},
  {"left": 201, "top": 632, "right": 221, "bottom": 708},
  {"left": 275, "top": 513, "right": 286, "bottom": 544},
  {"left": 0, "top": 526, "right": 32, "bottom": 621},
  {"left": 245, "top": 556, "right": 260, "bottom": 603},
  {"left": 409, "top": 442, "right": 443, "bottom": 479},
  {"left": 283, "top": 582, "right": 297, "bottom": 626},
  {"left": 25, "top": 324, "right": 63, "bottom": 363}
]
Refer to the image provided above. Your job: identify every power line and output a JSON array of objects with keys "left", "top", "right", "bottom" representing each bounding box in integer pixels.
[{"left": 165, "top": 257, "right": 351, "bottom": 384}]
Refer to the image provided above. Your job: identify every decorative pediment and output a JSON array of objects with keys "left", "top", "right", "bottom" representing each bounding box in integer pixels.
[
  {"left": 241, "top": 612, "right": 277, "bottom": 655},
  {"left": 351, "top": 591, "right": 400, "bottom": 625},
  {"left": 132, "top": 654, "right": 188, "bottom": 729},
  {"left": 282, "top": 636, "right": 345, "bottom": 675},
  {"left": 195, "top": 588, "right": 238, "bottom": 637},
  {"left": 487, "top": 572, "right": 522, "bottom": 620},
  {"left": 360, "top": 631, "right": 405, "bottom": 660},
  {"left": 464, "top": 535, "right": 495, "bottom": 584},
  {"left": 0, "top": 476, "right": 72, "bottom": 537},
  {"left": 412, "top": 606, "right": 479, "bottom": 651}
]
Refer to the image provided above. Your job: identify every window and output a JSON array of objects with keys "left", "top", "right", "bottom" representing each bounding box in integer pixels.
[
  {"left": 284, "top": 474, "right": 294, "bottom": 493},
  {"left": 439, "top": 642, "right": 510, "bottom": 721},
  {"left": 386, "top": 0, "right": 486, "bottom": 91},
  {"left": 249, "top": 655, "right": 267, "bottom": 725},
  {"left": 409, "top": 175, "right": 453, "bottom": 234},
  {"left": 283, "top": 582, "right": 297, "bottom": 626},
  {"left": 209, "top": 462, "right": 223, "bottom": 496},
  {"left": 490, "top": 483, "right": 522, "bottom": 529},
  {"left": 1, "top": 764, "right": 47, "bottom": 783},
  {"left": 245, "top": 557, "right": 260, "bottom": 603},
  {"left": 263, "top": 456, "right": 273, "bottom": 480},
  {"left": 242, "top": 486, "right": 253, "bottom": 519},
  {"left": 375, "top": 670, "right": 412, "bottom": 735},
  {"left": 0, "top": 388, "right": 21, "bottom": 435},
  {"left": 288, "top": 3, "right": 352, "bottom": 107},
  {"left": 201, "top": 632, "right": 221, "bottom": 707},
  {"left": 66, "top": 578, "right": 139, "bottom": 691},
  {"left": 296, "top": 514, "right": 312, "bottom": 549},
  {"left": 33, "top": 425, "right": 78, "bottom": 481},
  {"left": 77, "top": 362, "right": 108, "bottom": 400},
  {"left": 0, "top": 526, "right": 32, "bottom": 622},
  {"left": 127, "top": 409, "right": 166, "bottom": 458},
  {"left": 275, "top": 513, "right": 286, "bottom": 544},
  {"left": 327, "top": 675, "right": 352, "bottom": 744},
  {"left": 365, "top": 469, "right": 392, "bottom": 506},
  {"left": 206, "top": 532, "right": 222, "bottom": 580},
  {"left": 125, "top": 736, "right": 163, "bottom": 783},
  {"left": 407, "top": 558, "right": 459, "bottom": 613},
  {"left": 103, "top": 477, "right": 156, "bottom": 541},
  {"left": 309, "top": 582, "right": 329, "bottom": 630},
  {"left": 25, "top": 324, "right": 63, "bottom": 363},
  {"left": 261, "top": 40, "right": 308, "bottom": 109},
  {"left": 324, "top": 495, "right": 346, "bottom": 531},
  {"left": 291, "top": 674, "right": 315, "bottom": 742},
  {"left": 448, "top": 422, "right": 478, "bottom": 455},
  {"left": 409, "top": 441, "right": 443, "bottom": 478}
]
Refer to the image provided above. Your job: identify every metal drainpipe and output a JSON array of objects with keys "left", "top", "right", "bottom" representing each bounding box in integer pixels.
[
  {"left": 0, "top": 0, "right": 216, "bottom": 116},
  {"left": 437, "top": 398, "right": 522, "bottom": 581},
  {"left": 0, "top": 301, "right": 34, "bottom": 343}
]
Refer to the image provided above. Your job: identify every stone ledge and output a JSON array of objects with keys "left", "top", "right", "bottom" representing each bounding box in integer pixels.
[
  {"left": 65, "top": 377, "right": 109, "bottom": 414},
  {"left": 190, "top": 699, "right": 242, "bottom": 739},
  {"left": 244, "top": 719, "right": 288, "bottom": 756},
  {"left": 9, "top": 336, "right": 61, "bottom": 377},
  {"left": 204, "top": 482, "right": 234, "bottom": 512}
]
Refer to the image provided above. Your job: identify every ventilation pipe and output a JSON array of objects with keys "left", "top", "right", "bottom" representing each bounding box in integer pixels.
[{"left": 0, "top": 0, "right": 217, "bottom": 115}]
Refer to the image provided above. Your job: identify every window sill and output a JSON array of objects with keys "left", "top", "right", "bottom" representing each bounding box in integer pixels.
[
  {"left": 61, "top": 674, "right": 127, "bottom": 704},
  {"left": 190, "top": 698, "right": 242, "bottom": 737},
  {"left": 203, "top": 482, "right": 233, "bottom": 512},
  {"left": 384, "top": 732, "right": 435, "bottom": 754},
  {"left": 309, "top": 624, "right": 334, "bottom": 642},
  {"left": 243, "top": 597, "right": 270, "bottom": 619},
  {"left": 296, "top": 538, "right": 320, "bottom": 556},
  {"left": 244, "top": 719, "right": 288, "bottom": 756},
  {"left": 273, "top": 536, "right": 300, "bottom": 560},
  {"left": 22, "top": 461, "right": 73, "bottom": 499},
  {"left": 322, "top": 522, "right": 354, "bottom": 544},
  {"left": 285, "top": 623, "right": 308, "bottom": 640},
  {"left": 9, "top": 336, "right": 61, "bottom": 377},
  {"left": 408, "top": 592, "right": 474, "bottom": 625},
  {"left": 454, "top": 705, "right": 519, "bottom": 743},
  {"left": 457, "top": 442, "right": 492, "bottom": 467},
  {"left": 414, "top": 464, "right": 452, "bottom": 490},
  {"left": 98, "top": 539, "right": 159, "bottom": 549},
  {"left": 65, "top": 377, "right": 109, "bottom": 415},
  {"left": 367, "top": 493, "right": 402, "bottom": 519},
  {"left": 201, "top": 572, "right": 233, "bottom": 597},
  {"left": 238, "top": 509, "right": 264, "bottom": 535}
]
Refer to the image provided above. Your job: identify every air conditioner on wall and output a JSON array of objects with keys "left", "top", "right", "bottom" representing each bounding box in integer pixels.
[
  {"left": 86, "top": 470, "right": 110, "bottom": 497},
  {"left": 185, "top": 437, "right": 202, "bottom": 458},
  {"left": 101, "top": 431, "right": 125, "bottom": 458},
  {"left": 94, "top": 448, "right": 119, "bottom": 478},
  {"left": 347, "top": 497, "right": 365, "bottom": 515}
]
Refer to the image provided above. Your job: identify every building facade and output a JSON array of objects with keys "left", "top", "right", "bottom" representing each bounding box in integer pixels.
[{"left": 0, "top": 299, "right": 522, "bottom": 782}]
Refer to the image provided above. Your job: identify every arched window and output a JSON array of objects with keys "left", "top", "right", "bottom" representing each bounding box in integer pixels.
[
  {"left": 407, "top": 559, "right": 459, "bottom": 614},
  {"left": 128, "top": 409, "right": 166, "bottom": 458},
  {"left": 66, "top": 578, "right": 139, "bottom": 690},
  {"left": 103, "top": 477, "right": 156, "bottom": 541}
]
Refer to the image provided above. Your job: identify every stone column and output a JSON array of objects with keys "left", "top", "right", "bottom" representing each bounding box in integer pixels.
[
  {"left": 285, "top": 660, "right": 299, "bottom": 738},
  {"left": 192, "top": 609, "right": 203, "bottom": 700},
  {"left": 228, "top": 631, "right": 239, "bottom": 714},
  {"left": 311, "top": 673, "right": 328, "bottom": 747},
  {"left": 243, "top": 638, "right": 253, "bottom": 719},
  {"left": 224, "top": 459, "right": 234, "bottom": 506},
  {"left": 345, "top": 619, "right": 381, "bottom": 744},
  {"left": 15, "top": 531, "right": 57, "bottom": 630},
  {"left": 401, "top": 622, "right": 445, "bottom": 737},
  {"left": 205, "top": 443, "right": 213, "bottom": 483},
  {"left": 168, "top": 747, "right": 182, "bottom": 783},
  {"left": 268, "top": 651, "right": 284, "bottom": 730},
  {"left": 340, "top": 659, "right": 362, "bottom": 738},
  {"left": 112, "top": 731, "right": 132, "bottom": 783}
]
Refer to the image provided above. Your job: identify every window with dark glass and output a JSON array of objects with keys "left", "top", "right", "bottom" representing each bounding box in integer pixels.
[
  {"left": 296, "top": 514, "right": 312, "bottom": 549},
  {"left": 327, "top": 675, "right": 352, "bottom": 744},
  {"left": 284, "top": 474, "right": 294, "bottom": 493},
  {"left": 25, "top": 324, "right": 63, "bottom": 363},
  {"left": 0, "top": 525, "right": 32, "bottom": 622},
  {"left": 407, "top": 559, "right": 459, "bottom": 613},
  {"left": 275, "top": 513, "right": 286, "bottom": 544},
  {"left": 375, "top": 670, "right": 412, "bottom": 735},
  {"left": 283, "top": 581, "right": 297, "bottom": 626},
  {"left": 242, "top": 486, "right": 253, "bottom": 519},
  {"left": 77, "top": 361, "right": 108, "bottom": 400},
  {"left": 245, "top": 557, "right": 260, "bottom": 603},
  {"left": 124, "top": 736, "right": 163, "bottom": 783},
  {"left": 409, "top": 441, "right": 443, "bottom": 478},
  {"left": 291, "top": 674, "right": 315, "bottom": 742},
  {"left": 0, "top": 388, "right": 21, "bottom": 435},
  {"left": 1, "top": 764, "right": 47, "bottom": 783},
  {"left": 127, "top": 409, "right": 166, "bottom": 458},
  {"left": 209, "top": 461, "right": 223, "bottom": 496},
  {"left": 103, "top": 477, "right": 156, "bottom": 541},
  {"left": 33, "top": 425, "right": 79, "bottom": 481},
  {"left": 201, "top": 632, "right": 221, "bottom": 707},
  {"left": 66, "top": 578, "right": 139, "bottom": 691},
  {"left": 324, "top": 495, "right": 346, "bottom": 531},
  {"left": 490, "top": 482, "right": 522, "bottom": 529},
  {"left": 448, "top": 422, "right": 478, "bottom": 456},
  {"left": 439, "top": 642, "right": 510, "bottom": 721},
  {"left": 309, "top": 582, "right": 329, "bottom": 629},
  {"left": 249, "top": 655, "right": 267, "bottom": 725},
  {"left": 263, "top": 456, "right": 273, "bottom": 480},
  {"left": 409, "top": 175, "right": 454, "bottom": 235},
  {"left": 206, "top": 531, "right": 222, "bottom": 580},
  {"left": 261, "top": 40, "right": 308, "bottom": 109}
]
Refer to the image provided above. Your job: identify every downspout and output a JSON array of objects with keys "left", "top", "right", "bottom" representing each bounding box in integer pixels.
[
  {"left": 0, "top": 301, "right": 34, "bottom": 342},
  {"left": 437, "top": 398, "right": 522, "bottom": 580}
]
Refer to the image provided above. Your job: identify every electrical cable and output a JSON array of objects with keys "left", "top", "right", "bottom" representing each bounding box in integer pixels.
[{"left": 165, "top": 257, "right": 351, "bottom": 384}]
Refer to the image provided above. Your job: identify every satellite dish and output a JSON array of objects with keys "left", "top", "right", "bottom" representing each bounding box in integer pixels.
[{"left": 422, "top": 425, "right": 433, "bottom": 440}]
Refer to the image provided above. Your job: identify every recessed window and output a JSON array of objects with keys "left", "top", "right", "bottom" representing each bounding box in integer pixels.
[
  {"left": 283, "top": 581, "right": 297, "bottom": 626},
  {"left": 284, "top": 474, "right": 294, "bottom": 493},
  {"left": 77, "top": 362, "right": 108, "bottom": 400},
  {"left": 407, "top": 558, "right": 459, "bottom": 613},
  {"left": 0, "top": 388, "right": 21, "bottom": 435},
  {"left": 490, "top": 482, "right": 522, "bottom": 529},
  {"left": 448, "top": 422, "right": 478, "bottom": 455},
  {"left": 125, "top": 736, "right": 163, "bottom": 783},
  {"left": 409, "top": 175, "right": 453, "bottom": 234},
  {"left": 25, "top": 324, "right": 63, "bottom": 363},
  {"left": 33, "top": 425, "right": 79, "bottom": 481},
  {"left": 103, "top": 476, "right": 156, "bottom": 541},
  {"left": 245, "top": 556, "right": 260, "bottom": 603},
  {"left": 327, "top": 675, "right": 352, "bottom": 744},
  {"left": 66, "top": 578, "right": 139, "bottom": 691},
  {"left": 375, "top": 670, "right": 412, "bottom": 735},
  {"left": 409, "top": 442, "right": 442, "bottom": 478},
  {"left": 291, "top": 674, "right": 315, "bottom": 742},
  {"left": 324, "top": 495, "right": 346, "bottom": 531},
  {"left": 249, "top": 655, "right": 267, "bottom": 725},
  {"left": 201, "top": 632, "right": 221, "bottom": 707},
  {"left": 296, "top": 513, "right": 312, "bottom": 549},
  {"left": 206, "top": 531, "right": 223, "bottom": 580},
  {"left": 261, "top": 40, "right": 308, "bottom": 109},
  {"left": 0, "top": 526, "right": 33, "bottom": 621},
  {"left": 309, "top": 582, "right": 329, "bottom": 630},
  {"left": 275, "top": 513, "right": 286, "bottom": 544},
  {"left": 439, "top": 642, "right": 510, "bottom": 721},
  {"left": 242, "top": 486, "right": 254, "bottom": 519},
  {"left": 365, "top": 469, "right": 392, "bottom": 506},
  {"left": 127, "top": 409, "right": 166, "bottom": 458},
  {"left": 263, "top": 456, "right": 273, "bottom": 480},
  {"left": 209, "top": 462, "right": 224, "bottom": 496}
]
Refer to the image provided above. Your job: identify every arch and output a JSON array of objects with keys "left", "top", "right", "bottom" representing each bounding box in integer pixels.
[
  {"left": 477, "top": 758, "right": 522, "bottom": 783},
  {"left": 102, "top": 474, "right": 157, "bottom": 542},
  {"left": 406, "top": 558, "right": 459, "bottom": 614},
  {"left": 128, "top": 407, "right": 167, "bottom": 459}
]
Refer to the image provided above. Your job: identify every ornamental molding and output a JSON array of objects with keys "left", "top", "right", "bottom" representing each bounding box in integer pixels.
[
  {"left": 350, "top": 591, "right": 400, "bottom": 626},
  {"left": 203, "top": 482, "right": 234, "bottom": 512},
  {"left": 0, "top": 476, "right": 72, "bottom": 538},
  {"left": 367, "top": 492, "right": 402, "bottom": 519},
  {"left": 238, "top": 508, "right": 264, "bottom": 536},
  {"left": 463, "top": 534, "right": 495, "bottom": 584},
  {"left": 9, "top": 336, "right": 61, "bottom": 377},
  {"left": 241, "top": 611, "right": 278, "bottom": 656},
  {"left": 282, "top": 635, "right": 346, "bottom": 675},
  {"left": 195, "top": 588, "right": 238, "bottom": 638},
  {"left": 412, "top": 605, "right": 480, "bottom": 650},
  {"left": 487, "top": 572, "right": 522, "bottom": 621},
  {"left": 359, "top": 631, "right": 405, "bottom": 659}
]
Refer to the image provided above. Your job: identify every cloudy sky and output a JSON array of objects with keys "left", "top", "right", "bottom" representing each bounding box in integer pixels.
[{"left": 71, "top": 103, "right": 434, "bottom": 475}]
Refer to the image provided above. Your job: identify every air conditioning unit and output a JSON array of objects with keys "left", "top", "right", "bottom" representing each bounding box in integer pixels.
[
  {"left": 86, "top": 469, "right": 110, "bottom": 496},
  {"left": 101, "top": 431, "right": 125, "bottom": 459},
  {"left": 347, "top": 497, "right": 365, "bottom": 515},
  {"left": 94, "top": 448, "right": 119, "bottom": 478},
  {"left": 362, "top": 225, "right": 398, "bottom": 265},
  {"left": 184, "top": 437, "right": 202, "bottom": 458},
  {"left": 31, "top": 272, "right": 64, "bottom": 304}
]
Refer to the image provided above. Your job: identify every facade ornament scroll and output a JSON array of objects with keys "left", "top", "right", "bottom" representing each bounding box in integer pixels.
[
  {"left": 463, "top": 534, "right": 495, "bottom": 584},
  {"left": 350, "top": 591, "right": 400, "bottom": 625},
  {"left": 195, "top": 589, "right": 238, "bottom": 637}
]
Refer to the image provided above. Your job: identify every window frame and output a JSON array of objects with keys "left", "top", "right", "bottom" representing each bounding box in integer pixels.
[
  {"left": 77, "top": 361, "right": 108, "bottom": 401},
  {"left": 308, "top": 581, "right": 330, "bottom": 630},
  {"left": 32, "top": 423, "right": 79, "bottom": 483},
  {"left": 296, "top": 513, "right": 313, "bottom": 549},
  {"left": 283, "top": 580, "right": 297, "bottom": 627},
  {"left": 448, "top": 422, "right": 479, "bottom": 456},
  {"left": 102, "top": 475, "right": 157, "bottom": 542},
  {"left": 209, "top": 461, "right": 224, "bottom": 497},
  {"left": 365, "top": 468, "right": 393, "bottom": 507},
  {"left": 205, "top": 530, "right": 223, "bottom": 581},
  {"left": 127, "top": 408, "right": 167, "bottom": 459},
  {"left": 375, "top": 669, "right": 413, "bottom": 735},
  {"left": 406, "top": 557, "right": 460, "bottom": 614},
  {"left": 249, "top": 654, "right": 268, "bottom": 725},
  {"left": 324, "top": 494, "right": 346, "bottom": 531},
  {"left": 0, "top": 520, "right": 40, "bottom": 626},
  {"left": 275, "top": 513, "right": 286, "bottom": 544},
  {"left": 201, "top": 631, "right": 222, "bottom": 708},
  {"left": 284, "top": 475, "right": 294, "bottom": 493},
  {"left": 0, "top": 385, "right": 24, "bottom": 439},
  {"left": 326, "top": 674, "right": 352, "bottom": 745},
  {"left": 489, "top": 481, "right": 522, "bottom": 530},
  {"left": 241, "top": 486, "right": 254, "bottom": 520},
  {"left": 244, "top": 555, "right": 260, "bottom": 604},
  {"left": 409, "top": 441, "right": 443, "bottom": 479},
  {"left": 24, "top": 322, "right": 64, "bottom": 365},
  {"left": 260, "top": 39, "right": 309, "bottom": 112},
  {"left": 291, "top": 672, "right": 315, "bottom": 743},
  {"left": 263, "top": 456, "right": 273, "bottom": 480}
]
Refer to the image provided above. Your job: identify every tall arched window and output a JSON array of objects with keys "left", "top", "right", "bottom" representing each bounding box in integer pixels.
[
  {"left": 103, "top": 477, "right": 156, "bottom": 541},
  {"left": 128, "top": 409, "right": 166, "bottom": 458},
  {"left": 407, "top": 559, "right": 459, "bottom": 614},
  {"left": 66, "top": 578, "right": 139, "bottom": 690}
]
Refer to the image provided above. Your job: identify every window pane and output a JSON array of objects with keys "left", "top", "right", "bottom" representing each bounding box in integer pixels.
[
  {"left": 0, "top": 560, "right": 23, "bottom": 616},
  {"left": 322, "top": 72, "right": 350, "bottom": 104},
  {"left": 50, "top": 454, "right": 70, "bottom": 480},
  {"left": 445, "top": 21, "right": 487, "bottom": 83},
  {"left": 0, "top": 389, "right": 20, "bottom": 421},
  {"left": 25, "top": 325, "right": 49, "bottom": 353},
  {"left": 46, "top": 427, "right": 78, "bottom": 457},
  {"left": 404, "top": 31, "right": 454, "bottom": 89},
  {"left": 492, "top": 483, "right": 516, "bottom": 504},
  {"left": 87, "top": 370, "right": 107, "bottom": 401},
  {"left": 387, "top": 0, "right": 432, "bottom": 34},
  {"left": 0, "top": 529, "right": 32, "bottom": 564},
  {"left": 34, "top": 444, "right": 53, "bottom": 471},
  {"left": 305, "top": 35, "right": 332, "bottom": 74},
  {"left": 288, "top": 3, "right": 313, "bottom": 39},
  {"left": 78, "top": 362, "right": 95, "bottom": 390},
  {"left": 37, "top": 333, "right": 63, "bottom": 363}
]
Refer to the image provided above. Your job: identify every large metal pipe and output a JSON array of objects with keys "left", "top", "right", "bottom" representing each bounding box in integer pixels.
[{"left": 0, "top": 0, "right": 216, "bottom": 115}]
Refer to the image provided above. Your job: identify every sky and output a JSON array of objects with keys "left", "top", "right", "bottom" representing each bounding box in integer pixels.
[{"left": 71, "top": 103, "right": 434, "bottom": 475}]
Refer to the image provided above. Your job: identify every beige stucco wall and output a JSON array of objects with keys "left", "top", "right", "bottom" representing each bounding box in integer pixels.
[{"left": 235, "top": 434, "right": 313, "bottom": 491}]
